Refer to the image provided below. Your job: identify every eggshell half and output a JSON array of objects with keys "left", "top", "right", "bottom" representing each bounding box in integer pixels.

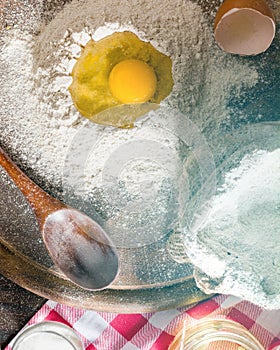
[{"left": 214, "top": 0, "right": 276, "bottom": 55}]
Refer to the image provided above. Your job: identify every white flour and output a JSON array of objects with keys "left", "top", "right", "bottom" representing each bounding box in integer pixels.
[
  {"left": 0, "top": 0, "right": 258, "bottom": 194},
  {"left": 183, "top": 148, "right": 280, "bottom": 309},
  {"left": 0, "top": 0, "right": 261, "bottom": 248}
]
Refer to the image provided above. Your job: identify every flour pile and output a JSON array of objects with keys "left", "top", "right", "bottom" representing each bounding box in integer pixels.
[
  {"left": 0, "top": 0, "right": 258, "bottom": 195},
  {"left": 183, "top": 143, "right": 280, "bottom": 309}
]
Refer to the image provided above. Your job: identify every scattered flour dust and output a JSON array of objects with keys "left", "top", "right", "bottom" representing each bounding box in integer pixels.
[
  {"left": 0, "top": 0, "right": 270, "bottom": 270},
  {"left": 0, "top": 0, "right": 259, "bottom": 198},
  {"left": 2, "top": 0, "right": 279, "bottom": 297},
  {"left": 183, "top": 149, "right": 280, "bottom": 309}
]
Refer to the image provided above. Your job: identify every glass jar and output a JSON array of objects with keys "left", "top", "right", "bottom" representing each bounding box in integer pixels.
[
  {"left": 12, "top": 321, "right": 84, "bottom": 350},
  {"left": 169, "top": 318, "right": 264, "bottom": 350}
]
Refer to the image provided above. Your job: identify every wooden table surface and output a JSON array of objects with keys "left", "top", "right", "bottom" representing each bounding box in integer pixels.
[{"left": 0, "top": 274, "right": 45, "bottom": 349}]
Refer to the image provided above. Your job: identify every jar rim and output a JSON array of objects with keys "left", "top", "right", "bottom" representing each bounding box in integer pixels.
[
  {"left": 169, "top": 318, "right": 264, "bottom": 350},
  {"left": 12, "top": 321, "right": 84, "bottom": 350}
]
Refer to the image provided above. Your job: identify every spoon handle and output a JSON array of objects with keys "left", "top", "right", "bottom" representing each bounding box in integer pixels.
[{"left": 0, "top": 148, "right": 65, "bottom": 228}]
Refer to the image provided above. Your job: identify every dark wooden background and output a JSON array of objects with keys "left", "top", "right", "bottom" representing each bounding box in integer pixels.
[
  {"left": 0, "top": 275, "right": 45, "bottom": 348},
  {"left": 0, "top": 2, "right": 47, "bottom": 348}
]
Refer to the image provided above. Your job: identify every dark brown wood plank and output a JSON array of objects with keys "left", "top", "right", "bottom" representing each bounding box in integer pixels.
[{"left": 0, "top": 274, "right": 45, "bottom": 349}]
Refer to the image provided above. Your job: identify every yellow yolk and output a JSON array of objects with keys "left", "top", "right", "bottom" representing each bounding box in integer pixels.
[{"left": 108, "top": 59, "right": 157, "bottom": 104}]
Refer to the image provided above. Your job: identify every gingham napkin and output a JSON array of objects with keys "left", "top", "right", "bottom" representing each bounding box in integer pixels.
[{"left": 5, "top": 294, "right": 280, "bottom": 350}]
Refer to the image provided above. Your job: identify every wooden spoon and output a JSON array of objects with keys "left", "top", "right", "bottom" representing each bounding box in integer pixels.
[{"left": 0, "top": 147, "right": 119, "bottom": 290}]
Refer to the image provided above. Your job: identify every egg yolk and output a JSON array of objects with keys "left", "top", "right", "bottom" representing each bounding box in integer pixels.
[{"left": 108, "top": 59, "right": 157, "bottom": 104}]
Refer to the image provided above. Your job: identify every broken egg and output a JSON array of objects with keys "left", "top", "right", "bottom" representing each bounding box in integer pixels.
[
  {"left": 69, "top": 31, "right": 173, "bottom": 128},
  {"left": 214, "top": 0, "right": 276, "bottom": 55}
]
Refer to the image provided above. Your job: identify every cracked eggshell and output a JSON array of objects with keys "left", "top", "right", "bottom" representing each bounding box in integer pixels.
[{"left": 214, "top": 0, "right": 276, "bottom": 55}]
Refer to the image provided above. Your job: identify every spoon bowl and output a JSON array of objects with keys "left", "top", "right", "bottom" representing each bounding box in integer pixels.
[{"left": 43, "top": 208, "right": 119, "bottom": 290}]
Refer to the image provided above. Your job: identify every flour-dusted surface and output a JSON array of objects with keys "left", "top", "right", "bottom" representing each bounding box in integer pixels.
[
  {"left": 0, "top": 0, "right": 279, "bottom": 293},
  {"left": 0, "top": 0, "right": 258, "bottom": 206}
]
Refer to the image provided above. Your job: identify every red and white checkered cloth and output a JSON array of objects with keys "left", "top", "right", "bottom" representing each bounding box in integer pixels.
[{"left": 5, "top": 295, "right": 280, "bottom": 350}]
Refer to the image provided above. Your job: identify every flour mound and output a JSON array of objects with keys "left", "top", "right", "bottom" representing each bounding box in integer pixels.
[{"left": 183, "top": 144, "right": 280, "bottom": 309}]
